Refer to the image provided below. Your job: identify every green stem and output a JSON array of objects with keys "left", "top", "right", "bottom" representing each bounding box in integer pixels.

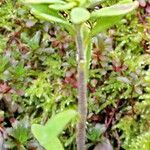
[{"left": 75, "top": 24, "right": 87, "bottom": 150}]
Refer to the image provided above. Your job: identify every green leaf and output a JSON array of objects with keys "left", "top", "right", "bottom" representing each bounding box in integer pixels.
[
  {"left": 29, "top": 4, "right": 69, "bottom": 25},
  {"left": 7, "top": 119, "right": 30, "bottom": 145},
  {"left": 24, "top": 0, "right": 65, "bottom": 4},
  {"left": 28, "top": 4, "right": 74, "bottom": 34},
  {"left": 85, "top": 40, "right": 92, "bottom": 74},
  {"left": 119, "top": 0, "right": 133, "bottom": 4},
  {"left": 79, "top": 0, "right": 87, "bottom": 6},
  {"left": 91, "top": 1, "right": 139, "bottom": 18},
  {"left": 0, "top": 56, "right": 9, "bottom": 73},
  {"left": 65, "top": 0, "right": 87, "bottom": 6},
  {"left": 44, "top": 138, "right": 64, "bottom": 150},
  {"left": 32, "top": 125, "right": 64, "bottom": 150},
  {"left": 90, "top": 1, "right": 139, "bottom": 36},
  {"left": 45, "top": 109, "right": 78, "bottom": 136},
  {"left": 0, "top": 34, "right": 7, "bottom": 53},
  {"left": 91, "top": 16, "right": 122, "bottom": 36},
  {"left": 13, "top": 63, "right": 26, "bottom": 78},
  {"left": 49, "top": 2, "right": 76, "bottom": 10},
  {"left": 12, "top": 124, "right": 29, "bottom": 144},
  {"left": 82, "top": 24, "right": 92, "bottom": 73},
  {"left": 31, "top": 110, "right": 77, "bottom": 150},
  {"left": 70, "top": 7, "right": 90, "bottom": 24},
  {"left": 86, "top": 0, "right": 105, "bottom": 8},
  {"left": 29, "top": 31, "right": 41, "bottom": 50}
]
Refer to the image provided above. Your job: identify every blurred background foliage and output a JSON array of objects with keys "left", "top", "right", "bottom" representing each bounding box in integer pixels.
[{"left": 0, "top": 0, "right": 150, "bottom": 149}]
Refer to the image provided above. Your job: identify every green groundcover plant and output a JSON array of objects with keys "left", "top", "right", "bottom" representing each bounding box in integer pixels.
[{"left": 23, "top": 0, "right": 139, "bottom": 150}]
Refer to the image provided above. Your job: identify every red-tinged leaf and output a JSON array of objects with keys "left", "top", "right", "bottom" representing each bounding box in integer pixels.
[
  {"left": 138, "top": 0, "right": 146, "bottom": 7},
  {"left": 0, "top": 83, "right": 11, "bottom": 93},
  {"left": 146, "top": 4, "right": 150, "bottom": 13}
]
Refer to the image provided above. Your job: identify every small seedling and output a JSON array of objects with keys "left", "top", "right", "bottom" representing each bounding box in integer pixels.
[{"left": 24, "top": 0, "right": 139, "bottom": 149}]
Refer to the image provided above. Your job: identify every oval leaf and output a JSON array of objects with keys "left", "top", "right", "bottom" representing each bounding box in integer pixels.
[
  {"left": 45, "top": 109, "right": 78, "bottom": 136},
  {"left": 24, "top": 3, "right": 75, "bottom": 35},
  {"left": 91, "top": 16, "right": 122, "bottom": 36},
  {"left": 70, "top": 7, "right": 90, "bottom": 24},
  {"left": 78, "top": 0, "right": 87, "bottom": 6},
  {"left": 90, "top": 1, "right": 139, "bottom": 36},
  {"left": 24, "top": 0, "right": 65, "bottom": 4},
  {"left": 119, "top": 0, "right": 133, "bottom": 4},
  {"left": 32, "top": 124, "right": 64, "bottom": 150},
  {"left": 31, "top": 110, "right": 77, "bottom": 150},
  {"left": 29, "top": 4, "right": 70, "bottom": 25},
  {"left": 31, "top": 124, "right": 45, "bottom": 142},
  {"left": 86, "top": 0, "right": 105, "bottom": 8},
  {"left": 43, "top": 138, "right": 64, "bottom": 150},
  {"left": 91, "top": 1, "right": 139, "bottom": 18},
  {"left": 49, "top": 2, "right": 76, "bottom": 11}
]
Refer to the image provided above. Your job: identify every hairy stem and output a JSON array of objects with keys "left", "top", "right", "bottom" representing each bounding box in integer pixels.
[{"left": 76, "top": 24, "right": 87, "bottom": 150}]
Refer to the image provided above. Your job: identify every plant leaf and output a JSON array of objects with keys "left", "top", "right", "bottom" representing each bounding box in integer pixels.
[
  {"left": 45, "top": 109, "right": 78, "bottom": 136},
  {"left": 79, "top": 0, "right": 87, "bottom": 6},
  {"left": 70, "top": 7, "right": 90, "bottom": 24},
  {"left": 29, "top": 4, "right": 70, "bottom": 25},
  {"left": 91, "top": 1, "right": 139, "bottom": 18},
  {"left": 83, "top": 24, "right": 92, "bottom": 73},
  {"left": 119, "top": 0, "right": 133, "bottom": 4},
  {"left": 24, "top": 0, "right": 65, "bottom": 4},
  {"left": 90, "top": 1, "right": 139, "bottom": 36},
  {"left": 31, "top": 110, "right": 77, "bottom": 150},
  {"left": 43, "top": 138, "right": 64, "bottom": 150},
  {"left": 29, "top": 31, "right": 41, "bottom": 50},
  {"left": 91, "top": 16, "right": 122, "bottom": 36},
  {"left": 86, "top": 0, "right": 105, "bottom": 8},
  {"left": 79, "top": 24, "right": 92, "bottom": 78},
  {"left": 85, "top": 40, "right": 92, "bottom": 77},
  {"left": 28, "top": 4, "right": 75, "bottom": 34},
  {"left": 32, "top": 125, "right": 64, "bottom": 150},
  {"left": 49, "top": 2, "right": 76, "bottom": 10}
]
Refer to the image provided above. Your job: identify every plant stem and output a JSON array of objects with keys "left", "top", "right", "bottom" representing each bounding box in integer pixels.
[{"left": 75, "top": 24, "right": 87, "bottom": 150}]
